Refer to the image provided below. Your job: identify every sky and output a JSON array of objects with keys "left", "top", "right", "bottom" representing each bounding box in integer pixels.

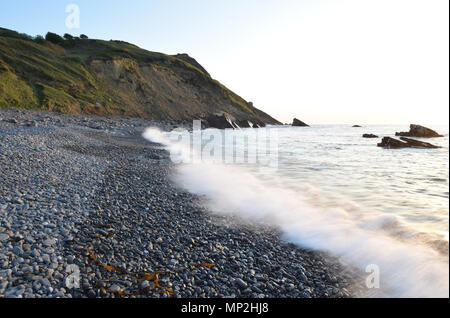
[{"left": 0, "top": 0, "right": 448, "bottom": 125}]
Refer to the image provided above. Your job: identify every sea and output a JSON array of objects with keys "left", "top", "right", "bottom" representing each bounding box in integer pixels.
[{"left": 143, "top": 124, "right": 449, "bottom": 298}]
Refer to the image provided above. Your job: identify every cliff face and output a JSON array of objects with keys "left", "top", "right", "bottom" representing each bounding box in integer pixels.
[{"left": 0, "top": 28, "right": 280, "bottom": 125}]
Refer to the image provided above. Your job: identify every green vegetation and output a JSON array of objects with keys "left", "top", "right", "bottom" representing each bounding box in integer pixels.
[
  {"left": 0, "top": 27, "right": 280, "bottom": 124},
  {"left": 0, "top": 28, "right": 33, "bottom": 41},
  {"left": 0, "top": 69, "right": 36, "bottom": 109},
  {"left": 63, "top": 33, "right": 74, "bottom": 40},
  {"left": 0, "top": 34, "right": 116, "bottom": 114},
  {"left": 34, "top": 35, "right": 45, "bottom": 44},
  {"left": 45, "top": 32, "right": 65, "bottom": 45},
  {"left": 34, "top": 83, "right": 79, "bottom": 113}
]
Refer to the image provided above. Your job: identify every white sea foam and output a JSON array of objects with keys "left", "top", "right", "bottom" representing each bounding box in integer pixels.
[{"left": 143, "top": 126, "right": 449, "bottom": 298}]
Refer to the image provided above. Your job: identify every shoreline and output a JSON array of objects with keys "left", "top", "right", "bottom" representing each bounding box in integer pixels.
[{"left": 0, "top": 107, "right": 363, "bottom": 298}]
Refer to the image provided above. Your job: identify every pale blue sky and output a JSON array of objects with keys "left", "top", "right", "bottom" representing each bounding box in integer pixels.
[{"left": 1, "top": 0, "right": 449, "bottom": 124}]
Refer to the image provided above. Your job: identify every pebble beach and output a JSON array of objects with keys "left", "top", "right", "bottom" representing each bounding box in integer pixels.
[{"left": 0, "top": 107, "right": 361, "bottom": 298}]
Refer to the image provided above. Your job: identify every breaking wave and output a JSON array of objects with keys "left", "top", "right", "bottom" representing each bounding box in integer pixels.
[{"left": 143, "top": 127, "right": 449, "bottom": 298}]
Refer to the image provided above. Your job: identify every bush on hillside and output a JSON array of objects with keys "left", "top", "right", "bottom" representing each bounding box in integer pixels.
[
  {"left": 45, "top": 32, "right": 64, "bottom": 45},
  {"left": 33, "top": 35, "right": 45, "bottom": 44},
  {"left": 0, "top": 28, "right": 33, "bottom": 41}
]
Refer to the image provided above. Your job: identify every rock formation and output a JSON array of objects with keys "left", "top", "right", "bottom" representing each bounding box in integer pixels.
[
  {"left": 236, "top": 120, "right": 254, "bottom": 128},
  {"left": 363, "top": 134, "right": 379, "bottom": 138},
  {"left": 395, "top": 124, "right": 443, "bottom": 138},
  {"left": 292, "top": 118, "right": 309, "bottom": 127},
  {"left": 202, "top": 113, "right": 237, "bottom": 129},
  {"left": 377, "top": 137, "right": 441, "bottom": 149},
  {"left": 399, "top": 137, "right": 442, "bottom": 148}
]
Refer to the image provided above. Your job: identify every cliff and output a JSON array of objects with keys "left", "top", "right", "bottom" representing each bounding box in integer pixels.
[{"left": 0, "top": 28, "right": 280, "bottom": 125}]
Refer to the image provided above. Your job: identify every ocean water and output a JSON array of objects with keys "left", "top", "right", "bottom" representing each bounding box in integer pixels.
[{"left": 143, "top": 124, "right": 449, "bottom": 298}]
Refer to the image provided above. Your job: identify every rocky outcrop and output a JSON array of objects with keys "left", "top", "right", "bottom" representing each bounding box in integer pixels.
[
  {"left": 201, "top": 113, "right": 268, "bottom": 129},
  {"left": 399, "top": 137, "right": 442, "bottom": 148},
  {"left": 395, "top": 124, "right": 443, "bottom": 138},
  {"left": 292, "top": 118, "right": 309, "bottom": 127},
  {"left": 377, "top": 137, "right": 441, "bottom": 149},
  {"left": 236, "top": 120, "right": 254, "bottom": 128},
  {"left": 377, "top": 137, "right": 406, "bottom": 148},
  {"left": 363, "top": 134, "right": 379, "bottom": 138},
  {"left": 202, "top": 113, "right": 237, "bottom": 129},
  {"left": 352, "top": 125, "right": 362, "bottom": 128},
  {"left": 253, "top": 121, "right": 265, "bottom": 128}
]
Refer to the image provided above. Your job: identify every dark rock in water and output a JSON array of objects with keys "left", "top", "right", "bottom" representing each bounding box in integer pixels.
[
  {"left": 377, "top": 137, "right": 408, "bottom": 148},
  {"left": 292, "top": 118, "right": 309, "bottom": 127},
  {"left": 395, "top": 124, "right": 443, "bottom": 138},
  {"left": 399, "top": 137, "right": 441, "bottom": 149},
  {"left": 202, "top": 112, "right": 236, "bottom": 129},
  {"left": 352, "top": 125, "right": 362, "bottom": 128},
  {"left": 377, "top": 137, "right": 441, "bottom": 149},
  {"left": 363, "top": 134, "right": 379, "bottom": 138}
]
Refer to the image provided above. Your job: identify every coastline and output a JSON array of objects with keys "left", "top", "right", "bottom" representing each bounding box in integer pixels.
[{"left": 0, "top": 107, "right": 363, "bottom": 298}]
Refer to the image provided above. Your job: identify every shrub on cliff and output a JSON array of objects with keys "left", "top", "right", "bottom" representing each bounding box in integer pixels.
[
  {"left": 33, "top": 35, "right": 45, "bottom": 44},
  {"left": 45, "top": 32, "right": 64, "bottom": 45}
]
